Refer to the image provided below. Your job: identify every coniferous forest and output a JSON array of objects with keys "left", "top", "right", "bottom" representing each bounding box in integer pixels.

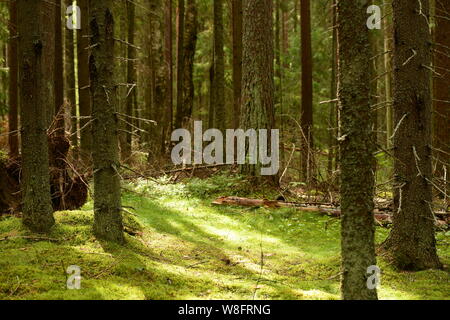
[{"left": 0, "top": 0, "right": 449, "bottom": 303}]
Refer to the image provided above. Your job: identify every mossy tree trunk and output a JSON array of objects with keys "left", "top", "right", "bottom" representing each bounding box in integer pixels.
[
  {"left": 17, "top": 0, "right": 55, "bottom": 233},
  {"left": 89, "top": 0, "right": 124, "bottom": 244},
  {"left": 240, "top": 0, "right": 275, "bottom": 181},
  {"left": 381, "top": 0, "right": 442, "bottom": 270},
  {"left": 337, "top": 0, "right": 378, "bottom": 300}
]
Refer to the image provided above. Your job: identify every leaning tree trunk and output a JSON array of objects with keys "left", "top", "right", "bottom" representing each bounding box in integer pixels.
[
  {"left": 337, "top": 0, "right": 378, "bottom": 300},
  {"left": 240, "top": 0, "right": 275, "bottom": 181},
  {"left": 89, "top": 0, "right": 124, "bottom": 244},
  {"left": 17, "top": 0, "right": 55, "bottom": 233},
  {"left": 381, "top": 0, "right": 442, "bottom": 270}
]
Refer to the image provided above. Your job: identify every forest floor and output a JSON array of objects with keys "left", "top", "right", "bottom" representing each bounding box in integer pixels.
[{"left": 0, "top": 174, "right": 449, "bottom": 300}]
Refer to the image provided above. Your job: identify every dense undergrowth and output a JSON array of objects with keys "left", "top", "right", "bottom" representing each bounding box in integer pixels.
[{"left": 0, "top": 174, "right": 449, "bottom": 300}]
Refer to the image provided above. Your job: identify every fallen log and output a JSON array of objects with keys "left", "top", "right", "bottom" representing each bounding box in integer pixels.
[{"left": 212, "top": 196, "right": 446, "bottom": 228}]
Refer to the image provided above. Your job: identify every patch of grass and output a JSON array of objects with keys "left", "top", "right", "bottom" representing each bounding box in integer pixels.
[{"left": 0, "top": 175, "right": 448, "bottom": 300}]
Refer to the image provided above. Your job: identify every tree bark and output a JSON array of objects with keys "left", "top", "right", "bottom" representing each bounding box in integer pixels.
[
  {"left": 17, "top": 0, "right": 55, "bottom": 233},
  {"left": 381, "top": 0, "right": 442, "bottom": 270},
  {"left": 162, "top": 0, "right": 173, "bottom": 152},
  {"left": 182, "top": 0, "right": 198, "bottom": 123},
  {"left": 78, "top": 0, "right": 92, "bottom": 162},
  {"left": 337, "top": 0, "right": 378, "bottom": 300},
  {"left": 300, "top": 0, "right": 314, "bottom": 184},
  {"left": 174, "top": 0, "right": 185, "bottom": 129},
  {"left": 54, "top": 0, "right": 65, "bottom": 135},
  {"left": 433, "top": 0, "right": 450, "bottom": 199},
  {"left": 89, "top": 0, "right": 124, "bottom": 244},
  {"left": 240, "top": 0, "right": 275, "bottom": 181},
  {"left": 8, "top": 0, "right": 19, "bottom": 158},
  {"left": 232, "top": 0, "right": 242, "bottom": 130},
  {"left": 213, "top": 0, "right": 225, "bottom": 133}
]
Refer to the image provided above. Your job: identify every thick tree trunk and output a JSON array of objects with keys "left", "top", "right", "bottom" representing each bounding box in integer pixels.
[
  {"left": 300, "top": 0, "right": 314, "bottom": 184},
  {"left": 240, "top": 0, "right": 275, "bottom": 181},
  {"left": 17, "top": 0, "right": 55, "bottom": 233},
  {"left": 433, "top": 0, "right": 450, "bottom": 199},
  {"left": 337, "top": 0, "right": 378, "bottom": 300},
  {"left": 8, "top": 0, "right": 19, "bottom": 158},
  {"left": 78, "top": 0, "right": 92, "bottom": 162},
  {"left": 232, "top": 0, "right": 242, "bottom": 130},
  {"left": 89, "top": 0, "right": 124, "bottom": 244},
  {"left": 382, "top": 0, "right": 442, "bottom": 270},
  {"left": 213, "top": 0, "right": 225, "bottom": 133}
]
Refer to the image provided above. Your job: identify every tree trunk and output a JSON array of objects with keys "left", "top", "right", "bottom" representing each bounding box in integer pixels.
[
  {"left": 327, "top": 0, "right": 337, "bottom": 179},
  {"left": 8, "top": 0, "right": 19, "bottom": 158},
  {"left": 337, "top": 0, "right": 378, "bottom": 300},
  {"left": 232, "top": 0, "right": 242, "bottom": 130},
  {"left": 433, "top": 0, "right": 450, "bottom": 200},
  {"left": 122, "top": 0, "right": 136, "bottom": 160},
  {"left": 182, "top": 0, "right": 198, "bottom": 123},
  {"left": 174, "top": 0, "right": 185, "bottom": 129},
  {"left": 382, "top": 0, "right": 442, "bottom": 270},
  {"left": 17, "top": 0, "right": 55, "bottom": 233},
  {"left": 89, "top": 0, "right": 124, "bottom": 244},
  {"left": 300, "top": 0, "right": 314, "bottom": 184},
  {"left": 78, "top": 0, "right": 92, "bottom": 162},
  {"left": 162, "top": 0, "right": 173, "bottom": 152},
  {"left": 65, "top": 0, "right": 78, "bottom": 159},
  {"left": 213, "top": 0, "right": 226, "bottom": 133},
  {"left": 54, "top": 0, "right": 65, "bottom": 135},
  {"left": 240, "top": 0, "right": 275, "bottom": 181}
]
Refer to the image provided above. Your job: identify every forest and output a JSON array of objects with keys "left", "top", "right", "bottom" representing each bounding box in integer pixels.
[{"left": 0, "top": 0, "right": 448, "bottom": 302}]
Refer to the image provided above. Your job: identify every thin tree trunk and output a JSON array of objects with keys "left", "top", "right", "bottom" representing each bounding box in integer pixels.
[
  {"left": 213, "top": 0, "right": 225, "bottom": 133},
  {"left": 327, "top": 0, "right": 337, "bottom": 179},
  {"left": 182, "top": 0, "right": 198, "bottom": 123},
  {"left": 78, "top": 0, "right": 92, "bottom": 162},
  {"left": 337, "top": 0, "right": 378, "bottom": 300},
  {"left": 89, "top": 0, "right": 124, "bottom": 244},
  {"left": 433, "top": 0, "right": 450, "bottom": 199},
  {"left": 17, "top": 0, "right": 55, "bottom": 233},
  {"left": 382, "top": 0, "right": 442, "bottom": 270},
  {"left": 122, "top": 0, "right": 136, "bottom": 160},
  {"left": 8, "top": 0, "right": 19, "bottom": 158},
  {"left": 300, "top": 0, "right": 313, "bottom": 184},
  {"left": 65, "top": 0, "right": 78, "bottom": 159},
  {"left": 162, "top": 0, "right": 173, "bottom": 152},
  {"left": 232, "top": 0, "right": 242, "bottom": 130},
  {"left": 174, "top": 0, "right": 185, "bottom": 129},
  {"left": 384, "top": 0, "right": 393, "bottom": 149},
  {"left": 55, "top": 0, "right": 64, "bottom": 135}
]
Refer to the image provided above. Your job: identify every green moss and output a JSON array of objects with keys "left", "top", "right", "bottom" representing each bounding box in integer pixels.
[{"left": 0, "top": 176, "right": 448, "bottom": 300}]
